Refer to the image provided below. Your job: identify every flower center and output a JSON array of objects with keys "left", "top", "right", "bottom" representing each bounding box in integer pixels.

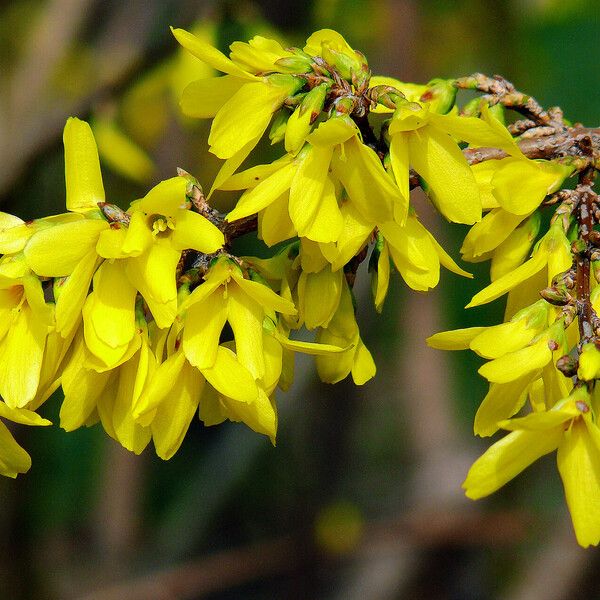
[{"left": 150, "top": 214, "right": 175, "bottom": 237}]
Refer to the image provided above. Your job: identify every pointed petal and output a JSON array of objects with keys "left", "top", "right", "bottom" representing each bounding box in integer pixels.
[
  {"left": 133, "top": 349, "right": 186, "bottom": 423},
  {"left": 201, "top": 346, "right": 258, "bottom": 402},
  {"left": 209, "top": 82, "right": 285, "bottom": 159},
  {"left": 463, "top": 428, "right": 562, "bottom": 499},
  {"left": 171, "top": 210, "right": 224, "bottom": 253},
  {"left": 226, "top": 163, "right": 295, "bottom": 222},
  {"left": 234, "top": 276, "right": 296, "bottom": 315},
  {"left": 466, "top": 250, "right": 548, "bottom": 307},
  {"left": 227, "top": 287, "right": 265, "bottom": 379},
  {"left": 408, "top": 127, "right": 481, "bottom": 224},
  {"left": 183, "top": 292, "right": 228, "bottom": 369},
  {"left": 63, "top": 117, "right": 105, "bottom": 212},
  {"left": 426, "top": 327, "right": 487, "bottom": 350},
  {"left": 180, "top": 75, "right": 246, "bottom": 118},
  {"left": 151, "top": 360, "right": 204, "bottom": 459},
  {"left": 24, "top": 220, "right": 107, "bottom": 277},
  {"left": 558, "top": 420, "right": 600, "bottom": 547},
  {"left": 55, "top": 250, "right": 100, "bottom": 337},
  {"left": 171, "top": 27, "right": 257, "bottom": 79},
  {"left": 0, "top": 421, "right": 31, "bottom": 477},
  {"left": 474, "top": 373, "right": 538, "bottom": 437},
  {"left": 478, "top": 339, "right": 551, "bottom": 383}
]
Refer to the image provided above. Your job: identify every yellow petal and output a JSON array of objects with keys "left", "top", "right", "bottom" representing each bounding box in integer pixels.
[
  {"left": 351, "top": 339, "right": 376, "bottom": 385},
  {"left": 171, "top": 27, "right": 256, "bottom": 80},
  {"left": 234, "top": 275, "right": 296, "bottom": 315},
  {"left": 63, "top": 117, "right": 105, "bottom": 212},
  {"left": 24, "top": 220, "right": 108, "bottom": 277},
  {"left": 183, "top": 291, "right": 228, "bottom": 369},
  {"left": 299, "top": 267, "right": 343, "bottom": 329},
  {"left": 180, "top": 75, "right": 246, "bottom": 118},
  {"left": 226, "top": 162, "right": 295, "bottom": 222},
  {"left": 0, "top": 304, "right": 47, "bottom": 408},
  {"left": 200, "top": 346, "right": 258, "bottom": 403},
  {"left": 227, "top": 286, "right": 265, "bottom": 379},
  {"left": 407, "top": 127, "right": 481, "bottom": 224},
  {"left": 478, "top": 338, "right": 552, "bottom": 383},
  {"left": 463, "top": 428, "right": 562, "bottom": 499},
  {"left": 426, "top": 327, "right": 486, "bottom": 351},
  {"left": 209, "top": 82, "right": 287, "bottom": 159},
  {"left": 474, "top": 373, "right": 539, "bottom": 437},
  {"left": 55, "top": 249, "right": 101, "bottom": 338},
  {"left": 259, "top": 193, "right": 297, "bottom": 247},
  {"left": 558, "top": 420, "right": 600, "bottom": 547},
  {"left": 461, "top": 208, "right": 529, "bottom": 261},
  {"left": 492, "top": 158, "right": 572, "bottom": 215},
  {"left": 0, "top": 421, "right": 32, "bottom": 477},
  {"left": 332, "top": 137, "right": 399, "bottom": 224},
  {"left": 89, "top": 260, "right": 137, "bottom": 349},
  {"left": 171, "top": 209, "right": 224, "bottom": 253},
  {"left": 151, "top": 360, "right": 204, "bottom": 459},
  {"left": 0, "top": 402, "right": 51, "bottom": 427},
  {"left": 134, "top": 176, "right": 187, "bottom": 217},
  {"left": 466, "top": 250, "right": 548, "bottom": 308}
]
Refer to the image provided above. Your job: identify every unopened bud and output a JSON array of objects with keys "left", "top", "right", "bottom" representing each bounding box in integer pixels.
[
  {"left": 556, "top": 354, "right": 578, "bottom": 377},
  {"left": 320, "top": 43, "right": 364, "bottom": 81},
  {"left": 274, "top": 55, "right": 313, "bottom": 74},
  {"left": 540, "top": 286, "right": 571, "bottom": 306},
  {"left": 589, "top": 230, "right": 600, "bottom": 245},
  {"left": 571, "top": 239, "right": 587, "bottom": 255},
  {"left": 420, "top": 78, "right": 457, "bottom": 114}
]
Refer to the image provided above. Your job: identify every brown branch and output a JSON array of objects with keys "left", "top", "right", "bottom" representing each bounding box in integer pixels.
[{"left": 78, "top": 509, "right": 529, "bottom": 600}]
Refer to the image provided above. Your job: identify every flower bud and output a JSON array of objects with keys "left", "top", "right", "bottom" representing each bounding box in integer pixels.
[
  {"left": 556, "top": 354, "right": 578, "bottom": 377},
  {"left": 420, "top": 78, "right": 457, "bottom": 114},
  {"left": 540, "top": 285, "right": 572, "bottom": 306},
  {"left": 285, "top": 83, "right": 329, "bottom": 154},
  {"left": 320, "top": 43, "right": 364, "bottom": 80},
  {"left": 274, "top": 55, "right": 313, "bottom": 73}
]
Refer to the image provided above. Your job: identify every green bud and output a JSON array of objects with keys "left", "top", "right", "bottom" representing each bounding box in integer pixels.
[
  {"left": 285, "top": 83, "right": 329, "bottom": 154},
  {"left": 266, "top": 73, "right": 305, "bottom": 97},
  {"left": 461, "top": 97, "right": 482, "bottom": 117},
  {"left": 274, "top": 55, "right": 313, "bottom": 74},
  {"left": 368, "top": 85, "right": 405, "bottom": 110},
  {"left": 269, "top": 109, "right": 289, "bottom": 145},
  {"left": 488, "top": 103, "right": 506, "bottom": 124},
  {"left": 540, "top": 286, "right": 571, "bottom": 306},
  {"left": 320, "top": 43, "right": 363, "bottom": 81},
  {"left": 420, "top": 78, "right": 457, "bottom": 114},
  {"left": 331, "top": 96, "right": 355, "bottom": 116}
]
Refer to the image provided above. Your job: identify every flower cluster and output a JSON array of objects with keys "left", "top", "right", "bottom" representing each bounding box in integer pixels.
[{"left": 2, "top": 25, "right": 599, "bottom": 550}]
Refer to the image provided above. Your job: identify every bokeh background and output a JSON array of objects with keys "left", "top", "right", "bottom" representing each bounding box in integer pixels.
[{"left": 1, "top": 1, "right": 599, "bottom": 598}]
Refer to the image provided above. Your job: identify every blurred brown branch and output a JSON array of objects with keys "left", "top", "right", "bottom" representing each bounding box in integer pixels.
[{"left": 78, "top": 509, "right": 529, "bottom": 600}]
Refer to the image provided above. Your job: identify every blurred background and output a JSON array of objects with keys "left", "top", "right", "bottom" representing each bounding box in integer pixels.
[{"left": 1, "top": 0, "right": 599, "bottom": 598}]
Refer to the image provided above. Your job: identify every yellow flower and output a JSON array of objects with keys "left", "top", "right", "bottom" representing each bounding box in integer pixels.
[
  {"left": 99, "top": 176, "right": 224, "bottom": 329},
  {"left": 223, "top": 116, "right": 405, "bottom": 244},
  {"left": 428, "top": 301, "right": 568, "bottom": 436},
  {"left": 379, "top": 213, "right": 472, "bottom": 292},
  {"left": 0, "top": 274, "right": 53, "bottom": 408},
  {"left": 387, "top": 103, "right": 520, "bottom": 224},
  {"left": 0, "top": 402, "right": 51, "bottom": 478},
  {"left": 466, "top": 222, "right": 571, "bottom": 308},
  {"left": 179, "top": 256, "right": 296, "bottom": 386},
  {"left": 173, "top": 26, "right": 303, "bottom": 187},
  {"left": 316, "top": 278, "right": 375, "bottom": 385},
  {"left": 463, "top": 387, "right": 600, "bottom": 548},
  {"left": 60, "top": 318, "right": 155, "bottom": 455}
]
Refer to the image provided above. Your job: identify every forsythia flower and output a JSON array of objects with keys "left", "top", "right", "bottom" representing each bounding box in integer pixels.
[{"left": 463, "top": 387, "right": 600, "bottom": 548}]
